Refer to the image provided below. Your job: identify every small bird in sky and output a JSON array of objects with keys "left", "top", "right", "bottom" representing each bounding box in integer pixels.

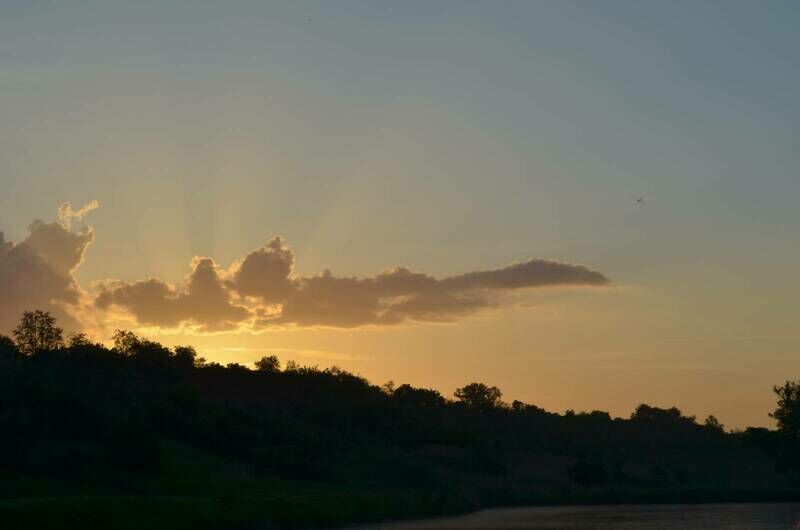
[{"left": 635, "top": 196, "right": 645, "bottom": 204}]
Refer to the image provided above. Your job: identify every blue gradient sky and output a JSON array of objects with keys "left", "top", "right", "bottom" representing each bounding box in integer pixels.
[{"left": 1, "top": 1, "right": 798, "bottom": 427}]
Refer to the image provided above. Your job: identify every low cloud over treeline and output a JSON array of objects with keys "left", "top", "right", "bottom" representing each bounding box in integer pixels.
[{"left": 1, "top": 203, "right": 609, "bottom": 335}]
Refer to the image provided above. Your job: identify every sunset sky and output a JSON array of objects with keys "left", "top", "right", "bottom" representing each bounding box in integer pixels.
[{"left": 2, "top": 1, "right": 798, "bottom": 428}]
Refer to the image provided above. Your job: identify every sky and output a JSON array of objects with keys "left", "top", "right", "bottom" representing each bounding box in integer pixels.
[{"left": 1, "top": 1, "right": 798, "bottom": 428}]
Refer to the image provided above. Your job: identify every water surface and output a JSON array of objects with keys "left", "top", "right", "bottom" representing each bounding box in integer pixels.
[{"left": 356, "top": 503, "right": 800, "bottom": 529}]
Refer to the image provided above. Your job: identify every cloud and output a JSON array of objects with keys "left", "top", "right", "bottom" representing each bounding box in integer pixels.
[
  {"left": 21, "top": 220, "right": 94, "bottom": 278},
  {"left": 96, "top": 257, "right": 250, "bottom": 333},
  {"left": 266, "top": 259, "right": 608, "bottom": 329},
  {"left": 0, "top": 202, "right": 97, "bottom": 333},
  {"left": 442, "top": 259, "right": 609, "bottom": 290},
  {"left": 0, "top": 203, "right": 609, "bottom": 335},
  {"left": 275, "top": 272, "right": 388, "bottom": 328},
  {"left": 57, "top": 200, "right": 99, "bottom": 230},
  {"left": 95, "top": 237, "right": 609, "bottom": 331},
  {"left": 227, "top": 236, "right": 295, "bottom": 304}
]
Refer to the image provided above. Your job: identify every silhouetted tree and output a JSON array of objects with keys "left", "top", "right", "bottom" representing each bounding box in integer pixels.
[
  {"left": 454, "top": 383, "right": 503, "bottom": 411},
  {"left": 631, "top": 404, "right": 696, "bottom": 427},
  {"left": 173, "top": 345, "right": 198, "bottom": 371},
  {"left": 112, "top": 329, "right": 141, "bottom": 356},
  {"left": 744, "top": 382, "right": 800, "bottom": 471},
  {"left": 704, "top": 414, "right": 724, "bottom": 432},
  {"left": 255, "top": 354, "right": 280, "bottom": 372},
  {"left": 13, "top": 310, "right": 64, "bottom": 355},
  {"left": 65, "top": 332, "right": 110, "bottom": 363},
  {"left": 67, "top": 333, "right": 93, "bottom": 348},
  {"left": 226, "top": 362, "right": 250, "bottom": 371},
  {"left": 112, "top": 330, "right": 174, "bottom": 370},
  {"left": 771, "top": 381, "right": 800, "bottom": 441},
  {"left": 284, "top": 360, "right": 300, "bottom": 372},
  {"left": 394, "top": 384, "right": 445, "bottom": 408}
]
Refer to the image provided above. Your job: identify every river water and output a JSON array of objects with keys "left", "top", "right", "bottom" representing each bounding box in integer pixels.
[{"left": 355, "top": 503, "right": 800, "bottom": 529}]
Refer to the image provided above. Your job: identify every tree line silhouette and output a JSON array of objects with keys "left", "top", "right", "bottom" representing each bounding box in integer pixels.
[{"left": 1, "top": 310, "right": 799, "bottom": 528}]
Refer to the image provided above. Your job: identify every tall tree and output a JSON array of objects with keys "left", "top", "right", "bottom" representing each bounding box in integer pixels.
[
  {"left": 12, "top": 310, "right": 64, "bottom": 356},
  {"left": 771, "top": 381, "right": 800, "bottom": 441}
]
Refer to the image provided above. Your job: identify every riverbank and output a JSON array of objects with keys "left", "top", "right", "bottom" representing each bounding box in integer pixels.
[
  {"left": 349, "top": 503, "right": 800, "bottom": 530},
  {"left": 3, "top": 467, "right": 800, "bottom": 530}
]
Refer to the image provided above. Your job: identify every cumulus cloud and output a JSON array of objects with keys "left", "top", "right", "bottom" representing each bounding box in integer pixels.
[
  {"left": 276, "top": 272, "right": 388, "bottom": 328},
  {"left": 0, "top": 204, "right": 609, "bottom": 335},
  {"left": 94, "top": 237, "right": 609, "bottom": 331},
  {"left": 96, "top": 257, "right": 249, "bottom": 332},
  {"left": 0, "top": 203, "right": 97, "bottom": 333},
  {"left": 228, "top": 236, "right": 295, "bottom": 304}
]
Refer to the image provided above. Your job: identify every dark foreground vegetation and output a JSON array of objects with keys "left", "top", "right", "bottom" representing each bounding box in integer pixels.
[{"left": 1, "top": 311, "right": 800, "bottom": 529}]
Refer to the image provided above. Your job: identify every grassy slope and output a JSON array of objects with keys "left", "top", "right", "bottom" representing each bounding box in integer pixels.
[
  {"left": 1, "top": 440, "right": 799, "bottom": 530},
  {"left": 0, "top": 442, "right": 429, "bottom": 530}
]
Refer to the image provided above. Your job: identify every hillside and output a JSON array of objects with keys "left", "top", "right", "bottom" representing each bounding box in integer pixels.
[{"left": 0, "top": 316, "right": 798, "bottom": 529}]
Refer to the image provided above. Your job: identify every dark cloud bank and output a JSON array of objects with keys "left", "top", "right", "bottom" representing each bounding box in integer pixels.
[{"left": 2, "top": 204, "right": 609, "bottom": 334}]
